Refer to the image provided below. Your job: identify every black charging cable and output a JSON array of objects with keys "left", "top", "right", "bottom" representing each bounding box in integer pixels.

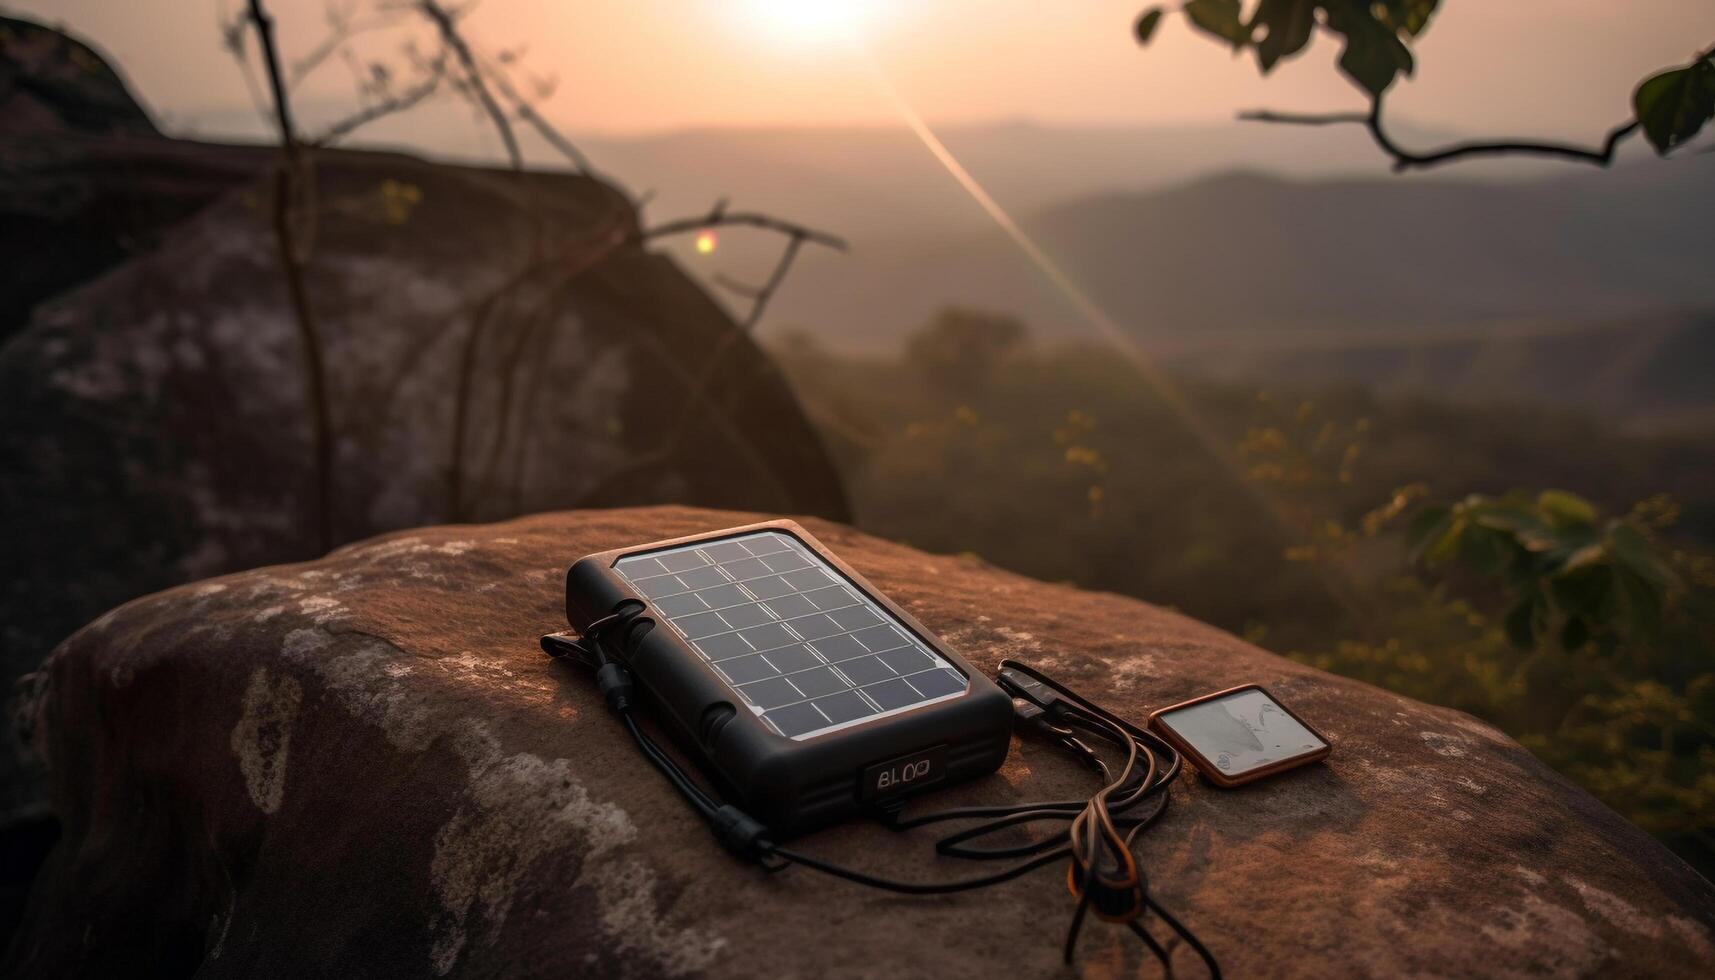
[{"left": 543, "top": 620, "right": 1219, "bottom": 977}]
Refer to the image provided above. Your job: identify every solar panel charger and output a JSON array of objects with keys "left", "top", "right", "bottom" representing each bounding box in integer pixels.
[
  {"left": 563, "top": 520, "right": 1014, "bottom": 836},
  {"left": 545, "top": 520, "right": 1263, "bottom": 973}
]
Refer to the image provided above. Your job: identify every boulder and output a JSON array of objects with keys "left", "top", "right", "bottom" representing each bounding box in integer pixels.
[
  {"left": 7, "top": 507, "right": 1712, "bottom": 977},
  {"left": 0, "top": 20, "right": 849, "bottom": 821}
]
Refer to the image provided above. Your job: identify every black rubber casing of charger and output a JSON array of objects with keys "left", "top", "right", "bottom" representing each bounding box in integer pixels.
[{"left": 565, "top": 519, "right": 1013, "bottom": 838}]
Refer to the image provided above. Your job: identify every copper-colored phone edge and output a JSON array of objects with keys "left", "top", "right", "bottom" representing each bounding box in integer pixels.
[{"left": 1147, "top": 684, "right": 1331, "bottom": 788}]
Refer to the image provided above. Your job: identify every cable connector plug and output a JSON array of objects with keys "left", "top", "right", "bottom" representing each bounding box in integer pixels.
[
  {"left": 998, "top": 667, "right": 1062, "bottom": 715},
  {"left": 595, "top": 661, "right": 635, "bottom": 713},
  {"left": 539, "top": 630, "right": 592, "bottom": 665},
  {"left": 710, "top": 804, "right": 775, "bottom": 862}
]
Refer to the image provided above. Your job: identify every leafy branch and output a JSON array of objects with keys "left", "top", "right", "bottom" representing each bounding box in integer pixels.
[
  {"left": 1136, "top": 2, "right": 1715, "bottom": 168},
  {"left": 1237, "top": 101, "right": 1642, "bottom": 173},
  {"left": 1406, "top": 490, "right": 1681, "bottom": 654}
]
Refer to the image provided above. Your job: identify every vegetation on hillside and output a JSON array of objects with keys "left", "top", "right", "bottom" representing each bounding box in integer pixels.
[{"left": 771, "top": 310, "right": 1715, "bottom": 876}]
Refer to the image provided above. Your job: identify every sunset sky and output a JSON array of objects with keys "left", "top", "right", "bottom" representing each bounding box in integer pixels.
[{"left": 16, "top": 0, "right": 1715, "bottom": 142}]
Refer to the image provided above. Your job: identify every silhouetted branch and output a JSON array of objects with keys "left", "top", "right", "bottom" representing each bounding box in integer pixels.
[
  {"left": 290, "top": 2, "right": 402, "bottom": 88},
  {"left": 474, "top": 51, "right": 595, "bottom": 173},
  {"left": 1239, "top": 97, "right": 1641, "bottom": 172},
  {"left": 641, "top": 203, "right": 843, "bottom": 329},
  {"left": 413, "top": 0, "right": 521, "bottom": 169},
  {"left": 642, "top": 208, "right": 848, "bottom": 252},
  {"left": 569, "top": 206, "right": 843, "bottom": 508},
  {"left": 711, "top": 273, "right": 763, "bottom": 300},
  {"left": 244, "top": 0, "right": 336, "bottom": 553},
  {"left": 1241, "top": 40, "right": 1715, "bottom": 172},
  {"left": 308, "top": 50, "right": 449, "bottom": 146}
]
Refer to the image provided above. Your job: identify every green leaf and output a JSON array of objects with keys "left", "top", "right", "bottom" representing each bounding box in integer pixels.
[
  {"left": 1548, "top": 562, "right": 1612, "bottom": 624},
  {"left": 1470, "top": 504, "right": 1556, "bottom": 553},
  {"left": 1250, "top": 0, "right": 1316, "bottom": 72},
  {"left": 1135, "top": 7, "right": 1165, "bottom": 45},
  {"left": 1633, "top": 57, "right": 1715, "bottom": 155},
  {"left": 1606, "top": 522, "right": 1679, "bottom": 591},
  {"left": 1557, "top": 542, "right": 1606, "bottom": 575},
  {"left": 1325, "top": 4, "right": 1415, "bottom": 96},
  {"left": 1504, "top": 594, "right": 1538, "bottom": 650},
  {"left": 1537, "top": 489, "right": 1597, "bottom": 528},
  {"left": 1404, "top": 503, "right": 1451, "bottom": 561},
  {"left": 1458, "top": 525, "right": 1514, "bottom": 576},
  {"left": 1381, "top": 0, "right": 1440, "bottom": 37},
  {"left": 1611, "top": 565, "right": 1663, "bottom": 643},
  {"left": 1184, "top": 0, "right": 1248, "bottom": 48}
]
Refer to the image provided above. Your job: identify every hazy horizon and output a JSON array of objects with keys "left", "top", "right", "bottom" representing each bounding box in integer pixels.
[{"left": 14, "top": 1, "right": 1713, "bottom": 158}]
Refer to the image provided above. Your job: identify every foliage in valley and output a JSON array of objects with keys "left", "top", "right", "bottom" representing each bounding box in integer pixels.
[{"left": 771, "top": 311, "right": 1715, "bottom": 876}]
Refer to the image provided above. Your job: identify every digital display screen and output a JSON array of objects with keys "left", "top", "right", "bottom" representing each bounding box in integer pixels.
[{"left": 1155, "top": 688, "right": 1326, "bottom": 778}]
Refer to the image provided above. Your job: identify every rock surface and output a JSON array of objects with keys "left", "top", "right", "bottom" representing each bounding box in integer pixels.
[{"left": 8, "top": 506, "right": 1714, "bottom": 977}]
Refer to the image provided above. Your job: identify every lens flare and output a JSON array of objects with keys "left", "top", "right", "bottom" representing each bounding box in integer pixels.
[
  {"left": 857, "top": 50, "right": 1362, "bottom": 611},
  {"left": 695, "top": 230, "right": 718, "bottom": 255}
]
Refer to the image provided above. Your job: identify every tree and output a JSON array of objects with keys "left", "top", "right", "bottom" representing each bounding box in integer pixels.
[
  {"left": 1133, "top": 2, "right": 1715, "bottom": 170},
  {"left": 904, "top": 308, "right": 1029, "bottom": 399}
]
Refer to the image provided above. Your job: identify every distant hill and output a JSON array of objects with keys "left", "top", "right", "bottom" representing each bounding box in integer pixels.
[
  {"left": 107, "top": 104, "right": 1715, "bottom": 426},
  {"left": 177, "top": 106, "right": 1539, "bottom": 269},
  {"left": 582, "top": 119, "right": 1484, "bottom": 242},
  {"left": 1169, "top": 311, "right": 1715, "bottom": 433}
]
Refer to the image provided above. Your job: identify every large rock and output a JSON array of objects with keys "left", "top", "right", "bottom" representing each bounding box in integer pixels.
[
  {"left": 0, "top": 22, "right": 849, "bottom": 822},
  {"left": 1, "top": 14, "right": 173, "bottom": 333},
  {"left": 7, "top": 507, "right": 1712, "bottom": 977}
]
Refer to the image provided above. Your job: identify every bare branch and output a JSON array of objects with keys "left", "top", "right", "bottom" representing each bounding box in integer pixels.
[
  {"left": 289, "top": 10, "right": 403, "bottom": 88},
  {"left": 1237, "top": 109, "right": 1369, "bottom": 127},
  {"left": 641, "top": 210, "right": 848, "bottom": 252},
  {"left": 639, "top": 203, "right": 843, "bottom": 327},
  {"left": 711, "top": 273, "right": 763, "bottom": 301},
  {"left": 737, "top": 232, "right": 805, "bottom": 330},
  {"left": 413, "top": 0, "right": 522, "bottom": 169},
  {"left": 308, "top": 51, "right": 449, "bottom": 146},
  {"left": 1240, "top": 97, "right": 1641, "bottom": 172},
  {"left": 567, "top": 204, "right": 844, "bottom": 509},
  {"left": 244, "top": 0, "right": 337, "bottom": 553},
  {"left": 486, "top": 67, "right": 594, "bottom": 173}
]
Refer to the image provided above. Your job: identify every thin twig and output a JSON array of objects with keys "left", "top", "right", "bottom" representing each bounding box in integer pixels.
[
  {"left": 290, "top": 10, "right": 402, "bottom": 87},
  {"left": 737, "top": 232, "right": 804, "bottom": 330},
  {"left": 414, "top": 0, "right": 521, "bottom": 170},
  {"left": 571, "top": 213, "right": 841, "bottom": 508},
  {"left": 309, "top": 52, "right": 449, "bottom": 146},
  {"left": 475, "top": 50, "right": 595, "bottom": 173},
  {"left": 642, "top": 210, "right": 847, "bottom": 252},
  {"left": 245, "top": 0, "right": 336, "bottom": 553},
  {"left": 711, "top": 273, "right": 763, "bottom": 300}
]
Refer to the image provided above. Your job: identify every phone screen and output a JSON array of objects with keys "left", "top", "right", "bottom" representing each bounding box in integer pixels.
[{"left": 1155, "top": 687, "right": 1326, "bottom": 778}]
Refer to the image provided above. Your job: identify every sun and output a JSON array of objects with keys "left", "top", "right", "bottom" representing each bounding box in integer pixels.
[{"left": 744, "top": 0, "right": 880, "bottom": 47}]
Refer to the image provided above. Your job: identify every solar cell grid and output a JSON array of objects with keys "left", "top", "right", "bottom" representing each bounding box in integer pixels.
[{"left": 613, "top": 530, "right": 969, "bottom": 739}]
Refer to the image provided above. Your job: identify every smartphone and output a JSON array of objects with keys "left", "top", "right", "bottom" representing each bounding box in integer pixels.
[{"left": 1148, "top": 685, "right": 1330, "bottom": 787}]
